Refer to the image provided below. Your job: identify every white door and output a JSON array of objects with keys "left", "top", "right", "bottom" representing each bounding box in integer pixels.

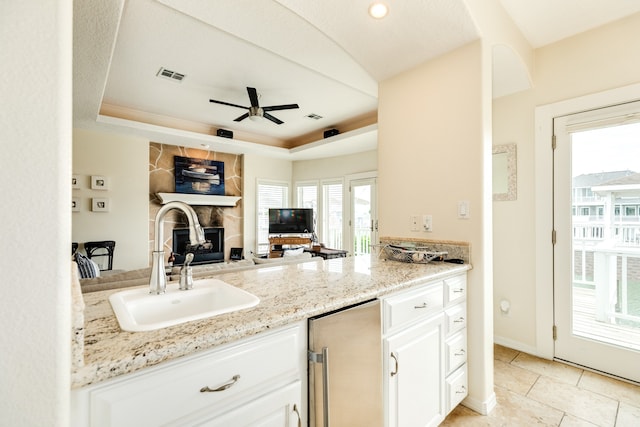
[
  {"left": 553, "top": 101, "right": 640, "bottom": 382},
  {"left": 350, "top": 178, "right": 377, "bottom": 255}
]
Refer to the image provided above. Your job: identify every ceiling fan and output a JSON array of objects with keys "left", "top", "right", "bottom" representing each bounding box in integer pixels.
[{"left": 209, "top": 87, "right": 299, "bottom": 125}]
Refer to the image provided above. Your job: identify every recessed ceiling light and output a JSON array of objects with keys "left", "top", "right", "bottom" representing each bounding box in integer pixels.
[{"left": 368, "top": 2, "right": 388, "bottom": 19}]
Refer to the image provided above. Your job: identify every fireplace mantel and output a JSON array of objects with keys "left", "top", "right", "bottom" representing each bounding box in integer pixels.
[{"left": 157, "top": 192, "right": 241, "bottom": 207}]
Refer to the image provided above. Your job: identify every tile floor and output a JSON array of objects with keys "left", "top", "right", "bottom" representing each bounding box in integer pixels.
[{"left": 441, "top": 345, "right": 640, "bottom": 426}]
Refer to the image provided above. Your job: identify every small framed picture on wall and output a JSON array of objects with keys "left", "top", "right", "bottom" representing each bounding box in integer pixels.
[
  {"left": 72, "top": 175, "right": 81, "bottom": 189},
  {"left": 91, "top": 175, "right": 109, "bottom": 190},
  {"left": 72, "top": 197, "right": 80, "bottom": 212},
  {"left": 92, "top": 198, "right": 110, "bottom": 212}
]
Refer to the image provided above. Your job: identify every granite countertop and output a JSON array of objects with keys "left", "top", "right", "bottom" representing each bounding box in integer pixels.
[{"left": 72, "top": 255, "right": 470, "bottom": 389}]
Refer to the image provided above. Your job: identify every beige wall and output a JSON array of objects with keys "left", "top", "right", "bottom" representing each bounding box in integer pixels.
[
  {"left": 73, "top": 128, "right": 149, "bottom": 270},
  {"left": 492, "top": 12, "right": 640, "bottom": 352},
  {"left": 534, "top": 12, "right": 640, "bottom": 106},
  {"left": 492, "top": 91, "right": 538, "bottom": 350},
  {"left": 292, "top": 150, "right": 377, "bottom": 180},
  {"left": 379, "top": 40, "right": 495, "bottom": 410}
]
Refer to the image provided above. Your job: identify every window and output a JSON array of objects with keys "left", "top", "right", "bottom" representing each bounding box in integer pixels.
[
  {"left": 322, "top": 181, "right": 343, "bottom": 249},
  {"left": 625, "top": 206, "right": 637, "bottom": 217},
  {"left": 294, "top": 179, "right": 344, "bottom": 248},
  {"left": 256, "top": 180, "right": 288, "bottom": 254},
  {"left": 296, "top": 181, "right": 318, "bottom": 238},
  {"left": 296, "top": 182, "right": 318, "bottom": 210}
]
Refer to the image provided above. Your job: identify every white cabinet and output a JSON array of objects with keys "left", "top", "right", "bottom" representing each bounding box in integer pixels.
[
  {"left": 443, "top": 274, "right": 468, "bottom": 414},
  {"left": 381, "top": 272, "right": 467, "bottom": 427},
  {"left": 382, "top": 279, "right": 445, "bottom": 427},
  {"left": 385, "top": 312, "right": 444, "bottom": 427},
  {"left": 71, "top": 323, "right": 305, "bottom": 427}
]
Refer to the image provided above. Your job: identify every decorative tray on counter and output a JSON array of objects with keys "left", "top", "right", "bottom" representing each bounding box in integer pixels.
[{"left": 377, "top": 244, "right": 447, "bottom": 264}]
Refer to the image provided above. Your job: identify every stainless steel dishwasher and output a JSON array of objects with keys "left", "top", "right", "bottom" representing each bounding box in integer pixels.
[{"left": 308, "top": 299, "right": 383, "bottom": 427}]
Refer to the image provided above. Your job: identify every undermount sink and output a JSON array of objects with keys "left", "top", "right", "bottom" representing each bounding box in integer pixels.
[{"left": 109, "top": 278, "right": 260, "bottom": 332}]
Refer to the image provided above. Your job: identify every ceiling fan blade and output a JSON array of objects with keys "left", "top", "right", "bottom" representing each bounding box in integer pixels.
[
  {"left": 247, "top": 87, "right": 260, "bottom": 108},
  {"left": 233, "top": 112, "right": 250, "bottom": 122},
  {"left": 210, "top": 99, "right": 248, "bottom": 110},
  {"left": 262, "top": 104, "right": 299, "bottom": 112},
  {"left": 263, "top": 112, "right": 284, "bottom": 125}
]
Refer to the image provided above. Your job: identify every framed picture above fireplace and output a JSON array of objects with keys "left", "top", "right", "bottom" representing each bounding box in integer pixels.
[{"left": 174, "top": 156, "right": 225, "bottom": 196}]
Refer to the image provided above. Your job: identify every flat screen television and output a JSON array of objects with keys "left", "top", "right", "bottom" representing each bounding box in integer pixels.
[
  {"left": 172, "top": 227, "right": 224, "bottom": 265},
  {"left": 268, "top": 208, "right": 314, "bottom": 234}
]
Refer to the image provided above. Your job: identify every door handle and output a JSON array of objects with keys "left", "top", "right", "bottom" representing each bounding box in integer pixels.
[
  {"left": 293, "top": 403, "right": 302, "bottom": 427},
  {"left": 309, "top": 347, "right": 330, "bottom": 427},
  {"left": 390, "top": 351, "right": 399, "bottom": 377}
]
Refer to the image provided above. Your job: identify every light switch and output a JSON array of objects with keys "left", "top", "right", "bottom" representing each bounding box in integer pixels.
[
  {"left": 458, "top": 201, "right": 470, "bottom": 219},
  {"left": 422, "top": 214, "right": 432, "bottom": 232}
]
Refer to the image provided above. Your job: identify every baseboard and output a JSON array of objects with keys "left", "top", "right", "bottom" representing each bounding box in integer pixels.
[
  {"left": 493, "top": 335, "right": 545, "bottom": 359},
  {"left": 461, "top": 391, "right": 497, "bottom": 415}
]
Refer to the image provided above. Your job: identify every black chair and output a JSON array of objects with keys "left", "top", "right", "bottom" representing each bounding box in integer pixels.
[
  {"left": 84, "top": 240, "right": 116, "bottom": 271},
  {"left": 72, "top": 242, "right": 78, "bottom": 255}
]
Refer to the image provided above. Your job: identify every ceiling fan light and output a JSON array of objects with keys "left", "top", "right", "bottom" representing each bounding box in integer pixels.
[
  {"left": 249, "top": 114, "right": 261, "bottom": 122},
  {"left": 368, "top": 2, "right": 388, "bottom": 19}
]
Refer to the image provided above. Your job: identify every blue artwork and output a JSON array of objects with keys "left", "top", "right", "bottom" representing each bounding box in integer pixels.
[{"left": 174, "top": 156, "right": 225, "bottom": 195}]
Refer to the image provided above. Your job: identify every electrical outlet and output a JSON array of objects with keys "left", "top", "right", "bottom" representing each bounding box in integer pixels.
[
  {"left": 423, "top": 214, "right": 432, "bottom": 232},
  {"left": 410, "top": 215, "right": 419, "bottom": 231}
]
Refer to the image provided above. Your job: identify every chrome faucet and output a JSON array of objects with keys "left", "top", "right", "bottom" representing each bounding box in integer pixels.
[{"left": 149, "top": 201, "right": 205, "bottom": 295}]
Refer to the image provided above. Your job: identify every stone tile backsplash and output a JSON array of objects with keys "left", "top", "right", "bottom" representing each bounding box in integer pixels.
[{"left": 149, "top": 143, "right": 243, "bottom": 261}]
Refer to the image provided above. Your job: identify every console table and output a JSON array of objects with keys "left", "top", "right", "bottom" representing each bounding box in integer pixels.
[{"left": 268, "top": 236, "right": 312, "bottom": 258}]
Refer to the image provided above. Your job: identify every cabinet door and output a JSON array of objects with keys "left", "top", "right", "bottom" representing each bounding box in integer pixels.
[
  {"left": 184, "top": 381, "right": 302, "bottom": 427},
  {"left": 385, "top": 314, "right": 445, "bottom": 427}
]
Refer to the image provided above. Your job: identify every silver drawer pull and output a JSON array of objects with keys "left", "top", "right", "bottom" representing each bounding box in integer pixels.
[
  {"left": 414, "top": 302, "right": 428, "bottom": 309},
  {"left": 454, "top": 317, "right": 465, "bottom": 323},
  {"left": 200, "top": 375, "right": 240, "bottom": 393},
  {"left": 454, "top": 349, "right": 466, "bottom": 356},
  {"left": 453, "top": 288, "right": 464, "bottom": 293},
  {"left": 455, "top": 385, "right": 467, "bottom": 394}
]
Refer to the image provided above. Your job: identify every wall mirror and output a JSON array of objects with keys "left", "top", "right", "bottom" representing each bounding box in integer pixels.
[{"left": 492, "top": 143, "right": 517, "bottom": 201}]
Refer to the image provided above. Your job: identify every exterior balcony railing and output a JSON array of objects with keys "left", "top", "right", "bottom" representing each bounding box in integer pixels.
[{"left": 573, "top": 235, "right": 640, "bottom": 328}]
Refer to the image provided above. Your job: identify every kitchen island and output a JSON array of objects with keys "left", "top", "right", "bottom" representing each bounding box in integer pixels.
[{"left": 73, "top": 254, "right": 469, "bottom": 388}]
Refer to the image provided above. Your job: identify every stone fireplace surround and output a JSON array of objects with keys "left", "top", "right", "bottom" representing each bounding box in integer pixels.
[{"left": 149, "top": 143, "right": 243, "bottom": 264}]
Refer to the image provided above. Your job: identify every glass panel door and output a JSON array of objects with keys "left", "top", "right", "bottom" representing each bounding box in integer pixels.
[
  {"left": 350, "top": 178, "right": 377, "bottom": 256},
  {"left": 553, "top": 101, "right": 640, "bottom": 382}
]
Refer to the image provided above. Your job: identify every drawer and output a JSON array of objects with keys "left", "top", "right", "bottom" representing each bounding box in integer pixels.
[
  {"left": 446, "top": 365, "right": 468, "bottom": 413},
  {"left": 89, "top": 325, "right": 302, "bottom": 427},
  {"left": 382, "top": 281, "right": 443, "bottom": 332},
  {"left": 445, "top": 303, "right": 466, "bottom": 335},
  {"left": 445, "top": 331, "right": 467, "bottom": 374},
  {"left": 444, "top": 274, "right": 467, "bottom": 306}
]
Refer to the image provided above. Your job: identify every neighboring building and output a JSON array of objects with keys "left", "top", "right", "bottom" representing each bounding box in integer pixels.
[{"left": 573, "top": 170, "right": 640, "bottom": 245}]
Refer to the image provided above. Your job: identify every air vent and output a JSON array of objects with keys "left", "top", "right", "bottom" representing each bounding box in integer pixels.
[
  {"left": 306, "top": 113, "right": 323, "bottom": 120},
  {"left": 157, "top": 67, "right": 185, "bottom": 82}
]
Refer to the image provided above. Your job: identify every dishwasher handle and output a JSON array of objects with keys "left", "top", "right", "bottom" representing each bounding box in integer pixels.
[{"left": 309, "top": 347, "right": 330, "bottom": 427}]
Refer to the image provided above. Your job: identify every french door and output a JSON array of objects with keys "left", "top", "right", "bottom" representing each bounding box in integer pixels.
[
  {"left": 350, "top": 178, "right": 377, "bottom": 256},
  {"left": 553, "top": 101, "right": 640, "bottom": 382}
]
